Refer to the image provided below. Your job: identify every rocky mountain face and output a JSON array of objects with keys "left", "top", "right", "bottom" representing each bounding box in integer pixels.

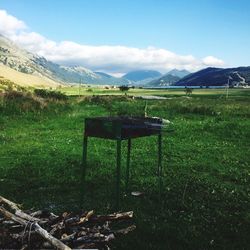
[{"left": 0, "top": 34, "right": 129, "bottom": 86}]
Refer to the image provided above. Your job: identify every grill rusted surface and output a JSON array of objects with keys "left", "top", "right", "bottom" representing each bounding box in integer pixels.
[{"left": 84, "top": 116, "right": 163, "bottom": 140}]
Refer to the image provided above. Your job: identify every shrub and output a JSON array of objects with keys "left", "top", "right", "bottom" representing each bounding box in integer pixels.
[
  {"left": 185, "top": 88, "right": 193, "bottom": 96},
  {"left": 2, "top": 90, "right": 45, "bottom": 113},
  {"left": 119, "top": 85, "right": 129, "bottom": 92},
  {"left": 34, "top": 89, "right": 67, "bottom": 100}
]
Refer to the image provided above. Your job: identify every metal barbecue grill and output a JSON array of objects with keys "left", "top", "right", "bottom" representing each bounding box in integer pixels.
[{"left": 82, "top": 116, "right": 166, "bottom": 207}]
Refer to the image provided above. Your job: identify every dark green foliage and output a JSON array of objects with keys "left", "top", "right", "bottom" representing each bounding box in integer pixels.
[
  {"left": 185, "top": 87, "right": 193, "bottom": 96},
  {"left": 34, "top": 88, "right": 67, "bottom": 100},
  {"left": 119, "top": 85, "right": 130, "bottom": 91}
]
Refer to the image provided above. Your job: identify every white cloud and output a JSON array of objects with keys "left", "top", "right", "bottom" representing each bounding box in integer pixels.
[
  {"left": 0, "top": 9, "right": 225, "bottom": 74},
  {"left": 0, "top": 10, "right": 26, "bottom": 36},
  {"left": 202, "top": 56, "right": 224, "bottom": 66}
]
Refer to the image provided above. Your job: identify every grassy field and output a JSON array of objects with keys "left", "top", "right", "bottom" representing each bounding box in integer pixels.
[
  {"left": 59, "top": 85, "right": 246, "bottom": 97},
  {"left": 0, "top": 88, "right": 250, "bottom": 249}
]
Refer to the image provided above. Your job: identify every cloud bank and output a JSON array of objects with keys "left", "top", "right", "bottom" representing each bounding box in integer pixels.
[{"left": 0, "top": 9, "right": 225, "bottom": 75}]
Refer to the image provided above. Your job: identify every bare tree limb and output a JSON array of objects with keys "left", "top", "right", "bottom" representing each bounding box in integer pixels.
[
  {"left": 0, "top": 206, "right": 72, "bottom": 250},
  {"left": 0, "top": 196, "right": 39, "bottom": 222}
]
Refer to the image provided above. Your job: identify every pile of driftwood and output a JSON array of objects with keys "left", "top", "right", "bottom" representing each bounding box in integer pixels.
[{"left": 0, "top": 196, "right": 135, "bottom": 249}]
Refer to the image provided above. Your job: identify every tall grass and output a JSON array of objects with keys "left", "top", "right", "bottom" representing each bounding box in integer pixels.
[{"left": 0, "top": 89, "right": 70, "bottom": 115}]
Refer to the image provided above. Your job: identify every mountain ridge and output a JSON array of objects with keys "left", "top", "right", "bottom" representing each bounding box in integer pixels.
[
  {"left": 123, "top": 70, "right": 162, "bottom": 84},
  {"left": 167, "top": 69, "right": 190, "bottom": 78},
  {"left": 147, "top": 69, "right": 190, "bottom": 86},
  {"left": 174, "top": 67, "right": 250, "bottom": 86}
]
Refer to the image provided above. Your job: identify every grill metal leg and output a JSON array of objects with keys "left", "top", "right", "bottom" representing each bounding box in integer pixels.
[
  {"left": 158, "top": 133, "right": 162, "bottom": 176},
  {"left": 82, "top": 136, "right": 88, "bottom": 188},
  {"left": 125, "top": 138, "right": 131, "bottom": 194},
  {"left": 116, "top": 139, "right": 122, "bottom": 208},
  {"left": 158, "top": 133, "right": 163, "bottom": 196}
]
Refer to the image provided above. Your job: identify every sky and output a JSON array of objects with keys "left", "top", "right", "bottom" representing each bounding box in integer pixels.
[{"left": 0, "top": 0, "right": 249, "bottom": 76}]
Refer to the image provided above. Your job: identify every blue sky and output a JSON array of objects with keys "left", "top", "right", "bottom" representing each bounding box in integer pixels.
[{"left": 0, "top": 0, "right": 249, "bottom": 74}]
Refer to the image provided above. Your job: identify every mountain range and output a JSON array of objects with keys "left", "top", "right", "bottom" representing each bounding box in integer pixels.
[
  {"left": 174, "top": 67, "right": 250, "bottom": 87},
  {"left": 0, "top": 35, "right": 190, "bottom": 87},
  {"left": 148, "top": 69, "right": 190, "bottom": 86},
  {"left": 0, "top": 34, "right": 249, "bottom": 88},
  {"left": 122, "top": 69, "right": 192, "bottom": 86},
  {"left": 123, "top": 70, "right": 162, "bottom": 84}
]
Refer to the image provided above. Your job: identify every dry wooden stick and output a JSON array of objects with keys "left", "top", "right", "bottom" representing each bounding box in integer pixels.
[
  {"left": 0, "top": 206, "right": 72, "bottom": 250},
  {"left": 0, "top": 196, "right": 39, "bottom": 222},
  {"left": 90, "top": 211, "right": 133, "bottom": 222},
  {"left": 78, "top": 210, "right": 94, "bottom": 224},
  {"left": 114, "top": 225, "right": 136, "bottom": 235}
]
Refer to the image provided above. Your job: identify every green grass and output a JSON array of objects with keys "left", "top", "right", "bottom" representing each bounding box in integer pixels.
[{"left": 0, "top": 89, "right": 250, "bottom": 249}]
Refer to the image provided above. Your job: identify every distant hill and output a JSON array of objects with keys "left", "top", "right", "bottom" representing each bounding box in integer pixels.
[
  {"left": 0, "top": 34, "right": 129, "bottom": 86},
  {"left": 148, "top": 74, "right": 181, "bottom": 86},
  {"left": 174, "top": 67, "right": 250, "bottom": 86},
  {"left": 147, "top": 69, "right": 190, "bottom": 86},
  {"left": 167, "top": 69, "right": 190, "bottom": 78},
  {"left": 123, "top": 70, "right": 162, "bottom": 84}
]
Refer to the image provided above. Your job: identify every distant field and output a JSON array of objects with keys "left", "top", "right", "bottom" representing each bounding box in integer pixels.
[{"left": 60, "top": 85, "right": 250, "bottom": 97}]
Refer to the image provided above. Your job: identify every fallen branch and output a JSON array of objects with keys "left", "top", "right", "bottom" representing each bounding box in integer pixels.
[
  {"left": 89, "top": 211, "right": 133, "bottom": 222},
  {"left": 114, "top": 225, "right": 137, "bottom": 235},
  {"left": 0, "top": 196, "right": 39, "bottom": 222},
  {"left": 0, "top": 206, "right": 71, "bottom": 250}
]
